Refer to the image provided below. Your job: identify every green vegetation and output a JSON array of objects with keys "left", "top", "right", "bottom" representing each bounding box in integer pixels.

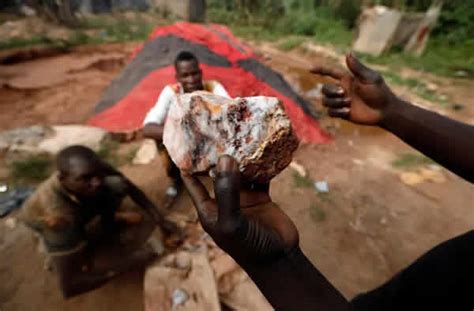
[
  {"left": 209, "top": 5, "right": 352, "bottom": 48},
  {"left": 278, "top": 36, "right": 305, "bottom": 51},
  {"left": 310, "top": 203, "right": 327, "bottom": 222},
  {"left": 360, "top": 38, "right": 474, "bottom": 78},
  {"left": 98, "top": 140, "right": 138, "bottom": 167},
  {"left": 124, "top": 146, "right": 139, "bottom": 165},
  {"left": 0, "top": 36, "right": 52, "bottom": 50},
  {"left": 209, "top": 0, "right": 474, "bottom": 79},
  {"left": 97, "top": 139, "right": 121, "bottom": 166},
  {"left": 292, "top": 172, "right": 313, "bottom": 188},
  {"left": 378, "top": 70, "right": 449, "bottom": 107},
  {"left": 392, "top": 153, "right": 434, "bottom": 170},
  {"left": 80, "top": 16, "right": 156, "bottom": 43},
  {"left": 9, "top": 154, "right": 53, "bottom": 183}
]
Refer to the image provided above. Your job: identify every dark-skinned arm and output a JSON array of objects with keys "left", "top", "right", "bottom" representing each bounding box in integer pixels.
[
  {"left": 312, "top": 53, "right": 474, "bottom": 183},
  {"left": 54, "top": 246, "right": 153, "bottom": 298},
  {"left": 143, "top": 123, "right": 165, "bottom": 142},
  {"left": 240, "top": 247, "right": 351, "bottom": 311},
  {"left": 54, "top": 251, "right": 111, "bottom": 298},
  {"left": 380, "top": 99, "right": 474, "bottom": 182},
  {"left": 125, "top": 179, "right": 179, "bottom": 235},
  {"left": 98, "top": 162, "right": 178, "bottom": 234},
  {"left": 182, "top": 156, "right": 351, "bottom": 311}
]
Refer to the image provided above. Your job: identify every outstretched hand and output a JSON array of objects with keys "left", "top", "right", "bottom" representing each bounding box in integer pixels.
[
  {"left": 311, "top": 53, "right": 399, "bottom": 125},
  {"left": 181, "top": 155, "right": 299, "bottom": 264}
]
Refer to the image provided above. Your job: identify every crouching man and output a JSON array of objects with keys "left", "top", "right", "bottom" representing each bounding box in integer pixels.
[{"left": 18, "top": 145, "right": 178, "bottom": 298}]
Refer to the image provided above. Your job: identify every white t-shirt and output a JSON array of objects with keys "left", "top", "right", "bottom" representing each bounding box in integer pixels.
[{"left": 143, "top": 81, "right": 230, "bottom": 126}]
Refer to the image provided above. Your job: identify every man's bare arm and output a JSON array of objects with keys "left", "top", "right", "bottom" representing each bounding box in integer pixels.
[
  {"left": 54, "top": 252, "right": 111, "bottom": 298},
  {"left": 380, "top": 99, "right": 474, "bottom": 182},
  {"left": 54, "top": 247, "right": 154, "bottom": 298},
  {"left": 126, "top": 179, "right": 178, "bottom": 234},
  {"left": 143, "top": 123, "right": 165, "bottom": 142}
]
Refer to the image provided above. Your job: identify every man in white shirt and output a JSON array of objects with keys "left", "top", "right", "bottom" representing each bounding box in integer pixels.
[{"left": 143, "top": 51, "right": 230, "bottom": 206}]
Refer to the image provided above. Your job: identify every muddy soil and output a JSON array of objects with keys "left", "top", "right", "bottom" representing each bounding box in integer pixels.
[{"left": 0, "top": 42, "right": 473, "bottom": 310}]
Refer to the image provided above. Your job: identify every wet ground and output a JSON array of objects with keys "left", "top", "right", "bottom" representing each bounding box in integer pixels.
[{"left": 0, "top": 42, "right": 473, "bottom": 310}]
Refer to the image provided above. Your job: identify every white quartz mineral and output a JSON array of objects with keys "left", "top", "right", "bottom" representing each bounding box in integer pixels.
[{"left": 163, "top": 91, "right": 299, "bottom": 183}]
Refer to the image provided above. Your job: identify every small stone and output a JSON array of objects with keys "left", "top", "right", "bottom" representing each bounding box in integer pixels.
[
  {"left": 289, "top": 161, "right": 307, "bottom": 178},
  {"left": 425, "top": 82, "right": 438, "bottom": 92},
  {"left": 132, "top": 139, "right": 157, "bottom": 165},
  {"left": 5, "top": 217, "right": 17, "bottom": 229},
  {"left": 172, "top": 288, "right": 189, "bottom": 308},
  {"left": 314, "top": 181, "right": 329, "bottom": 193},
  {"left": 0, "top": 184, "right": 7, "bottom": 193},
  {"left": 163, "top": 92, "right": 299, "bottom": 183},
  {"left": 399, "top": 171, "right": 424, "bottom": 186},
  {"left": 175, "top": 253, "right": 192, "bottom": 270},
  {"left": 452, "top": 104, "right": 464, "bottom": 111}
]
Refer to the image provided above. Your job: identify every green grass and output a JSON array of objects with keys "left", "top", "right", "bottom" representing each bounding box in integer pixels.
[
  {"left": 278, "top": 36, "right": 305, "bottom": 51},
  {"left": 310, "top": 203, "right": 327, "bottom": 222},
  {"left": 9, "top": 154, "right": 53, "bottom": 183},
  {"left": 360, "top": 38, "right": 474, "bottom": 78},
  {"left": 123, "top": 145, "right": 139, "bottom": 165},
  {"left": 97, "top": 139, "right": 121, "bottom": 166},
  {"left": 292, "top": 172, "right": 313, "bottom": 188},
  {"left": 309, "top": 11, "right": 352, "bottom": 47},
  {"left": 380, "top": 71, "right": 450, "bottom": 107},
  {"left": 68, "top": 17, "right": 155, "bottom": 46},
  {"left": 230, "top": 24, "right": 283, "bottom": 42},
  {"left": 0, "top": 36, "right": 53, "bottom": 50},
  {"left": 392, "top": 153, "right": 434, "bottom": 170},
  {"left": 209, "top": 6, "right": 352, "bottom": 48},
  {"left": 98, "top": 140, "right": 139, "bottom": 167}
]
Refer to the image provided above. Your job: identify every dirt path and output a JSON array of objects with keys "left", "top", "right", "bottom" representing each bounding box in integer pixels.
[{"left": 0, "top": 42, "right": 473, "bottom": 310}]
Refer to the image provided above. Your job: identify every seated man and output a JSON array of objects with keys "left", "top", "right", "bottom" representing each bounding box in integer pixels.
[
  {"left": 18, "top": 145, "right": 177, "bottom": 298},
  {"left": 143, "top": 51, "right": 230, "bottom": 206}
]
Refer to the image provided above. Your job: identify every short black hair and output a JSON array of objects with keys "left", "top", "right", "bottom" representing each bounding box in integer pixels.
[
  {"left": 56, "top": 145, "right": 101, "bottom": 173},
  {"left": 174, "top": 51, "right": 199, "bottom": 69}
]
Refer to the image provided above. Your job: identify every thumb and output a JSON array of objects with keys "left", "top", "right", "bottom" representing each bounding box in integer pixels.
[
  {"left": 214, "top": 155, "right": 242, "bottom": 234},
  {"left": 346, "top": 52, "right": 380, "bottom": 84}
]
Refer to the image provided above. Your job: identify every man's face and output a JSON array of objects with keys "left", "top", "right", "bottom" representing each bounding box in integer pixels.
[
  {"left": 60, "top": 158, "right": 103, "bottom": 198},
  {"left": 175, "top": 60, "right": 203, "bottom": 93}
]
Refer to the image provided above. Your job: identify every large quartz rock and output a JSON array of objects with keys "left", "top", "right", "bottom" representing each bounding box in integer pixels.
[{"left": 163, "top": 91, "right": 299, "bottom": 183}]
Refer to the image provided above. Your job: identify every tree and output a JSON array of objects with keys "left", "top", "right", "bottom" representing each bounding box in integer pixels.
[{"left": 28, "top": 0, "right": 79, "bottom": 27}]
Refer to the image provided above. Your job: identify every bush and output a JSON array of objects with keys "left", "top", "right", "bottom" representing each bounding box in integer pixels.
[
  {"left": 278, "top": 36, "right": 305, "bottom": 50},
  {"left": 9, "top": 154, "right": 53, "bottom": 183},
  {"left": 275, "top": 12, "right": 318, "bottom": 36},
  {"left": 433, "top": 1, "right": 474, "bottom": 43}
]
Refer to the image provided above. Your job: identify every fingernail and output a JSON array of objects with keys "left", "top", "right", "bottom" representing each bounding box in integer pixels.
[
  {"left": 217, "top": 155, "right": 238, "bottom": 172},
  {"left": 344, "top": 97, "right": 351, "bottom": 103},
  {"left": 337, "top": 87, "right": 344, "bottom": 94},
  {"left": 209, "top": 168, "right": 216, "bottom": 179}
]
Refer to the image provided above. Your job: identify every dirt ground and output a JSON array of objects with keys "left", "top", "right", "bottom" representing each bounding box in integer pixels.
[{"left": 0, "top": 40, "right": 473, "bottom": 310}]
